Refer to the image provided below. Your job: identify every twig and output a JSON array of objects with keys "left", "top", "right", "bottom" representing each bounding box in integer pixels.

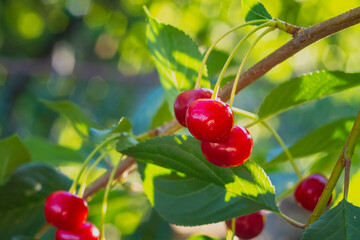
[{"left": 343, "top": 157, "right": 351, "bottom": 199}]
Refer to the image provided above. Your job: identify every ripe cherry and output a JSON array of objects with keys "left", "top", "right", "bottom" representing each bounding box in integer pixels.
[
  {"left": 56, "top": 222, "right": 100, "bottom": 240},
  {"left": 201, "top": 126, "right": 253, "bottom": 167},
  {"left": 174, "top": 88, "right": 213, "bottom": 127},
  {"left": 294, "top": 174, "right": 332, "bottom": 211},
  {"left": 186, "top": 99, "right": 234, "bottom": 142},
  {"left": 225, "top": 211, "right": 266, "bottom": 240},
  {"left": 44, "top": 191, "right": 89, "bottom": 230}
]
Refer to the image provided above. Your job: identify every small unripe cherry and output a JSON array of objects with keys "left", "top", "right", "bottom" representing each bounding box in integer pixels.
[
  {"left": 186, "top": 99, "right": 234, "bottom": 142},
  {"left": 44, "top": 191, "right": 88, "bottom": 230},
  {"left": 225, "top": 211, "right": 266, "bottom": 240},
  {"left": 294, "top": 174, "right": 332, "bottom": 211},
  {"left": 56, "top": 222, "right": 100, "bottom": 240},
  {"left": 173, "top": 88, "right": 213, "bottom": 127},
  {"left": 201, "top": 126, "right": 253, "bottom": 167}
]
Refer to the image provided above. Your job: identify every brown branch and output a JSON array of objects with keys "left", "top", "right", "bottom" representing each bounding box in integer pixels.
[
  {"left": 84, "top": 7, "right": 360, "bottom": 198},
  {"left": 84, "top": 157, "right": 136, "bottom": 198}
]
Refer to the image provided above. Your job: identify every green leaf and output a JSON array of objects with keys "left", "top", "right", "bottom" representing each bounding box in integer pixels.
[
  {"left": 122, "top": 135, "right": 279, "bottom": 225},
  {"left": 206, "top": 50, "right": 237, "bottom": 79},
  {"left": 301, "top": 199, "right": 360, "bottom": 240},
  {"left": 23, "top": 136, "right": 83, "bottom": 166},
  {"left": 241, "top": 0, "right": 272, "bottom": 22},
  {"left": 145, "top": 8, "right": 210, "bottom": 111},
  {"left": 41, "top": 99, "right": 99, "bottom": 136},
  {"left": 116, "top": 133, "right": 139, "bottom": 153},
  {"left": 88, "top": 190, "right": 149, "bottom": 236},
  {"left": 139, "top": 162, "right": 269, "bottom": 226},
  {"left": 0, "top": 163, "right": 72, "bottom": 239},
  {"left": 125, "top": 210, "right": 172, "bottom": 240},
  {"left": 187, "top": 235, "right": 222, "bottom": 240},
  {"left": 258, "top": 71, "right": 360, "bottom": 119},
  {"left": 150, "top": 100, "right": 173, "bottom": 129},
  {"left": 265, "top": 118, "right": 355, "bottom": 169},
  {"left": 89, "top": 117, "right": 133, "bottom": 144},
  {"left": 0, "top": 135, "right": 31, "bottom": 185}
]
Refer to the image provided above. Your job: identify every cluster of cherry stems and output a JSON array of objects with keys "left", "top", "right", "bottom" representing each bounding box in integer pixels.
[{"left": 42, "top": 19, "right": 332, "bottom": 240}]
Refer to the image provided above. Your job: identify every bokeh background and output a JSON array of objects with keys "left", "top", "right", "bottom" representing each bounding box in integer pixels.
[{"left": 1, "top": 0, "right": 360, "bottom": 239}]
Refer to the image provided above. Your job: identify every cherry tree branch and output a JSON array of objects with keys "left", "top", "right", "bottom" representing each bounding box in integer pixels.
[{"left": 84, "top": 7, "right": 360, "bottom": 199}]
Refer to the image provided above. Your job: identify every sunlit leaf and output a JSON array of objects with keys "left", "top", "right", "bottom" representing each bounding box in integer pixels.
[
  {"left": 258, "top": 71, "right": 360, "bottom": 119},
  {"left": 89, "top": 117, "right": 132, "bottom": 144},
  {"left": 139, "top": 162, "right": 271, "bottom": 226},
  {"left": 0, "top": 135, "right": 31, "bottom": 185},
  {"left": 265, "top": 118, "right": 355, "bottom": 169},
  {"left": 150, "top": 100, "right": 173, "bottom": 129},
  {"left": 145, "top": 8, "right": 210, "bottom": 112},
  {"left": 301, "top": 199, "right": 360, "bottom": 239},
  {"left": 41, "top": 99, "right": 99, "bottom": 137},
  {"left": 241, "top": 0, "right": 272, "bottom": 22},
  {"left": 121, "top": 135, "right": 278, "bottom": 226},
  {"left": 23, "top": 136, "right": 83, "bottom": 166}
]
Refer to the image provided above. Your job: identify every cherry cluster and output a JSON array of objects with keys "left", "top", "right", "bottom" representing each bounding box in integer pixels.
[
  {"left": 44, "top": 191, "right": 99, "bottom": 240},
  {"left": 174, "top": 88, "right": 253, "bottom": 167}
]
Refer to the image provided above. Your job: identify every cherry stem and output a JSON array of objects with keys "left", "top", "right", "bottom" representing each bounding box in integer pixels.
[
  {"left": 344, "top": 157, "right": 351, "bottom": 199},
  {"left": 78, "top": 149, "right": 111, "bottom": 198},
  {"left": 194, "top": 19, "right": 270, "bottom": 89},
  {"left": 211, "top": 22, "right": 274, "bottom": 100},
  {"left": 34, "top": 223, "right": 51, "bottom": 239},
  {"left": 69, "top": 134, "right": 120, "bottom": 195},
  {"left": 306, "top": 109, "right": 360, "bottom": 227},
  {"left": 230, "top": 218, "right": 235, "bottom": 240},
  {"left": 100, "top": 155, "right": 125, "bottom": 240},
  {"left": 232, "top": 107, "right": 303, "bottom": 180},
  {"left": 276, "top": 212, "right": 305, "bottom": 229},
  {"left": 225, "top": 228, "right": 234, "bottom": 240},
  {"left": 273, "top": 18, "right": 303, "bottom": 36},
  {"left": 228, "top": 26, "right": 274, "bottom": 107}
]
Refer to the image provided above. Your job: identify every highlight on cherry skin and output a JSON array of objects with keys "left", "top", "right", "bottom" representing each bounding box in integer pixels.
[
  {"left": 173, "top": 88, "right": 213, "bottom": 127},
  {"left": 294, "top": 173, "right": 332, "bottom": 211},
  {"left": 201, "top": 126, "right": 253, "bottom": 167},
  {"left": 225, "top": 211, "right": 266, "bottom": 240},
  {"left": 56, "top": 222, "right": 100, "bottom": 240},
  {"left": 185, "top": 98, "right": 234, "bottom": 142},
  {"left": 44, "top": 191, "right": 89, "bottom": 230}
]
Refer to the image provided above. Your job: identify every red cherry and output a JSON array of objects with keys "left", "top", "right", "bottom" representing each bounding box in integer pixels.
[
  {"left": 186, "top": 99, "right": 234, "bottom": 141},
  {"left": 174, "top": 88, "right": 213, "bottom": 127},
  {"left": 294, "top": 174, "right": 332, "bottom": 211},
  {"left": 44, "top": 191, "right": 88, "bottom": 230},
  {"left": 56, "top": 222, "right": 100, "bottom": 240},
  {"left": 225, "top": 211, "right": 266, "bottom": 240},
  {"left": 201, "top": 126, "right": 253, "bottom": 167}
]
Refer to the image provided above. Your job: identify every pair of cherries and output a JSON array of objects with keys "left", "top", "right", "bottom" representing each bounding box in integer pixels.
[
  {"left": 44, "top": 191, "right": 99, "bottom": 240},
  {"left": 224, "top": 174, "right": 331, "bottom": 239},
  {"left": 174, "top": 88, "right": 253, "bottom": 167}
]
